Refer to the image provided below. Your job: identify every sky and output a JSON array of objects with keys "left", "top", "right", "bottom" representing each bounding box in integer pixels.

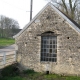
[{"left": 0, "top": 0, "right": 48, "bottom": 29}]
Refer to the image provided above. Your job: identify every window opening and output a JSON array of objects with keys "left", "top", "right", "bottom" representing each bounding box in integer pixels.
[{"left": 41, "top": 36, "right": 57, "bottom": 62}]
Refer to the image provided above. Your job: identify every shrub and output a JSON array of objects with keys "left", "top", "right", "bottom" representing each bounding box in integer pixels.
[
  {"left": 1, "top": 64, "right": 20, "bottom": 77},
  {"left": 23, "top": 69, "right": 36, "bottom": 74}
]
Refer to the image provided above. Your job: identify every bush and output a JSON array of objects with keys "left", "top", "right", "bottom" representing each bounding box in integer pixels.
[
  {"left": 1, "top": 64, "right": 20, "bottom": 77},
  {"left": 23, "top": 69, "right": 36, "bottom": 74}
]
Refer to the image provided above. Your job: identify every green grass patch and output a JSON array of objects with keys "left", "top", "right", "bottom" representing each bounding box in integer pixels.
[
  {"left": 66, "top": 76, "right": 80, "bottom": 80},
  {"left": 44, "top": 74, "right": 61, "bottom": 79},
  {"left": 0, "top": 76, "right": 25, "bottom": 80},
  {"left": 0, "top": 38, "right": 15, "bottom": 48}
]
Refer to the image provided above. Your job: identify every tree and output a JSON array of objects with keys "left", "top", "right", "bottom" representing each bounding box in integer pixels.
[
  {"left": 0, "top": 15, "right": 5, "bottom": 37},
  {"left": 45, "top": 0, "right": 80, "bottom": 24},
  {"left": 0, "top": 15, "right": 20, "bottom": 38}
]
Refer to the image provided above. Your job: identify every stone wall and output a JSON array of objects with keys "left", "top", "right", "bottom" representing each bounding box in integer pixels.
[{"left": 15, "top": 5, "right": 80, "bottom": 75}]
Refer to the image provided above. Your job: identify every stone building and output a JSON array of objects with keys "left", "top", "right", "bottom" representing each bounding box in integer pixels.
[{"left": 13, "top": 3, "right": 80, "bottom": 75}]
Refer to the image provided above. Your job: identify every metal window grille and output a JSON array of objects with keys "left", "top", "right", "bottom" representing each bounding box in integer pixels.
[{"left": 41, "top": 36, "right": 57, "bottom": 62}]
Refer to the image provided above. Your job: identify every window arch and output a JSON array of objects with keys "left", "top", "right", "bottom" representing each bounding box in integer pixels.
[
  {"left": 41, "top": 31, "right": 57, "bottom": 62},
  {"left": 41, "top": 31, "right": 54, "bottom": 36}
]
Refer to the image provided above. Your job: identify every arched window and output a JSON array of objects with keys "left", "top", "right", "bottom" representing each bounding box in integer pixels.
[{"left": 41, "top": 31, "right": 57, "bottom": 62}]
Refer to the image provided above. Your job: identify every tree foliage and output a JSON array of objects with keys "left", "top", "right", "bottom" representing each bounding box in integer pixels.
[{"left": 0, "top": 15, "right": 20, "bottom": 38}]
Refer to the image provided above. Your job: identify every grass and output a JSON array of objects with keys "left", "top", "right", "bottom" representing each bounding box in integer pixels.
[
  {"left": 1, "top": 64, "right": 80, "bottom": 80},
  {"left": 0, "top": 38, "right": 15, "bottom": 48},
  {"left": 0, "top": 76, "right": 25, "bottom": 80}
]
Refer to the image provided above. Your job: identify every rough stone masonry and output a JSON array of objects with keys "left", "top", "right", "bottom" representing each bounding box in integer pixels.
[{"left": 14, "top": 3, "right": 80, "bottom": 76}]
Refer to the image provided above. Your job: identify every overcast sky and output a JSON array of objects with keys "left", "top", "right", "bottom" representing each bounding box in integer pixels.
[{"left": 0, "top": 0, "right": 48, "bottom": 29}]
